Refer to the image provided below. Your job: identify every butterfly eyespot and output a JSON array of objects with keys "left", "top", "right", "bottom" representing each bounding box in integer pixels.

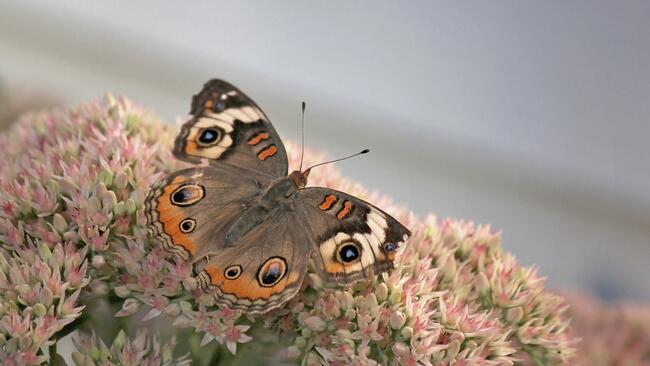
[
  {"left": 384, "top": 242, "right": 397, "bottom": 252},
  {"left": 170, "top": 184, "right": 205, "bottom": 206},
  {"left": 257, "top": 257, "right": 287, "bottom": 287},
  {"left": 212, "top": 101, "right": 226, "bottom": 112},
  {"left": 224, "top": 265, "right": 242, "bottom": 280},
  {"left": 338, "top": 242, "right": 361, "bottom": 263},
  {"left": 197, "top": 128, "right": 223, "bottom": 146},
  {"left": 179, "top": 218, "right": 196, "bottom": 233}
]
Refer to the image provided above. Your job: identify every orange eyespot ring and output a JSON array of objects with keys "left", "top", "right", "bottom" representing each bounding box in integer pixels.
[
  {"left": 257, "top": 257, "right": 287, "bottom": 287},
  {"left": 224, "top": 265, "right": 242, "bottom": 280},
  {"left": 170, "top": 184, "right": 205, "bottom": 206},
  {"left": 179, "top": 218, "right": 196, "bottom": 233}
]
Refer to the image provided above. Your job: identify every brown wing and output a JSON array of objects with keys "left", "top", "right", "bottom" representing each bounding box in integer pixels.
[
  {"left": 144, "top": 165, "right": 263, "bottom": 260},
  {"left": 194, "top": 208, "right": 311, "bottom": 313},
  {"left": 173, "top": 79, "right": 288, "bottom": 179},
  {"left": 294, "top": 187, "right": 411, "bottom": 284}
]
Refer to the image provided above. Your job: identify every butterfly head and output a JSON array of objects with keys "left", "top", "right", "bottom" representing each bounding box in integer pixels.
[{"left": 289, "top": 170, "right": 310, "bottom": 188}]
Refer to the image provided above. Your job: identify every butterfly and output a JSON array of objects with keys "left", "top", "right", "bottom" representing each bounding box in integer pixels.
[{"left": 145, "top": 79, "right": 411, "bottom": 313}]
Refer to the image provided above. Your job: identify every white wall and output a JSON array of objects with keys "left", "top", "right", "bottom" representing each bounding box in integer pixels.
[{"left": 1, "top": 0, "right": 649, "bottom": 301}]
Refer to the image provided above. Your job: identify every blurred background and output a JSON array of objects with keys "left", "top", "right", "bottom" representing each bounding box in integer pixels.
[{"left": 1, "top": 1, "right": 648, "bottom": 302}]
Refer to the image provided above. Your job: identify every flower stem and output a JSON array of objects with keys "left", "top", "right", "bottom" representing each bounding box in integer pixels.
[{"left": 49, "top": 342, "right": 60, "bottom": 366}]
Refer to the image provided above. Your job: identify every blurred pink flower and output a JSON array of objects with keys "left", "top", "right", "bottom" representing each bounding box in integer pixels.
[{"left": 560, "top": 292, "right": 650, "bottom": 366}]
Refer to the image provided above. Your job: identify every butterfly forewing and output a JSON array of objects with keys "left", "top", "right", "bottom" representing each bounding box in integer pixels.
[
  {"left": 145, "top": 165, "right": 263, "bottom": 260},
  {"left": 173, "top": 79, "right": 288, "bottom": 179}
]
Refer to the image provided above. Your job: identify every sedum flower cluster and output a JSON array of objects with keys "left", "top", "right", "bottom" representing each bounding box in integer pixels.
[
  {"left": 0, "top": 96, "right": 579, "bottom": 364},
  {"left": 71, "top": 330, "right": 190, "bottom": 366}
]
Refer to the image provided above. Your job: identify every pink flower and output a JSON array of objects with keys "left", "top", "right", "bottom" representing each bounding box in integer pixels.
[
  {"left": 224, "top": 324, "right": 253, "bottom": 354},
  {"left": 72, "top": 330, "right": 190, "bottom": 366},
  {"left": 555, "top": 292, "right": 650, "bottom": 366}
]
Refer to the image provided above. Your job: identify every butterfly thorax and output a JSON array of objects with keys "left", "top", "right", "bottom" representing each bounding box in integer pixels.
[{"left": 224, "top": 172, "right": 306, "bottom": 246}]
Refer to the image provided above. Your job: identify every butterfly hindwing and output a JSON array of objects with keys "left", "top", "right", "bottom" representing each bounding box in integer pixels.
[
  {"left": 194, "top": 209, "right": 310, "bottom": 313},
  {"left": 295, "top": 187, "right": 411, "bottom": 284},
  {"left": 173, "top": 79, "right": 288, "bottom": 179}
]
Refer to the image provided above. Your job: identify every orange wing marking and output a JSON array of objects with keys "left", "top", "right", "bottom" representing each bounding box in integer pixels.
[
  {"left": 319, "top": 195, "right": 338, "bottom": 210},
  {"left": 257, "top": 145, "right": 278, "bottom": 160},
  {"left": 248, "top": 132, "right": 270, "bottom": 145},
  {"left": 337, "top": 201, "right": 354, "bottom": 219}
]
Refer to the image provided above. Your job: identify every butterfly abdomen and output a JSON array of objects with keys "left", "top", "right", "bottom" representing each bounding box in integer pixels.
[{"left": 224, "top": 205, "right": 269, "bottom": 246}]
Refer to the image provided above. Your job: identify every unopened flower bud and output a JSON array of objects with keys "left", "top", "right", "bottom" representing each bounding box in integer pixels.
[
  {"left": 392, "top": 341, "right": 410, "bottom": 357},
  {"left": 447, "top": 339, "right": 461, "bottom": 360},
  {"left": 375, "top": 283, "right": 389, "bottom": 302},
  {"left": 114, "top": 171, "right": 129, "bottom": 189},
  {"left": 33, "top": 303, "right": 47, "bottom": 317},
  {"left": 114, "top": 285, "right": 130, "bottom": 298},
  {"left": 303, "top": 316, "right": 326, "bottom": 332},
  {"left": 52, "top": 213, "right": 68, "bottom": 233},
  {"left": 389, "top": 288, "right": 402, "bottom": 304},
  {"left": 102, "top": 191, "right": 117, "bottom": 211},
  {"left": 125, "top": 198, "right": 137, "bottom": 214},
  {"left": 164, "top": 303, "right": 180, "bottom": 317},
  {"left": 114, "top": 201, "right": 125, "bottom": 215},
  {"left": 38, "top": 243, "right": 52, "bottom": 260},
  {"left": 92, "top": 255, "right": 105, "bottom": 268},
  {"left": 179, "top": 300, "right": 193, "bottom": 314},
  {"left": 390, "top": 311, "right": 407, "bottom": 329},
  {"left": 113, "top": 330, "right": 127, "bottom": 350},
  {"left": 401, "top": 326, "right": 413, "bottom": 339},
  {"left": 98, "top": 170, "right": 113, "bottom": 187},
  {"left": 345, "top": 309, "right": 356, "bottom": 320},
  {"left": 506, "top": 306, "right": 524, "bottom": 324},
  {"left": 294, "top": 336, "right": 307, "bottom": 348}
]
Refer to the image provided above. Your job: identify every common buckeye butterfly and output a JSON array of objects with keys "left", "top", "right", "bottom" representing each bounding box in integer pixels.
[{"left": 145, "top": 79, "right": 411, "bottom": 313}]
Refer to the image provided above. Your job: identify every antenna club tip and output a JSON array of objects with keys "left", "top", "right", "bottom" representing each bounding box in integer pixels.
[
  {"left": 301, "top": 101, "right": 306, "bottom": 110},
  {"left": 361, "top": 149, "right": 370, "bottom": 154}
]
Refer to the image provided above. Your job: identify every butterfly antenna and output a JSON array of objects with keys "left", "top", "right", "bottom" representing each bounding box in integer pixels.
[
  {"left": 304, "top": 149, "right": 370, "bottom": 173},
  {"left": 299, "top": 101, "right": 306, "bottom": 172}
]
